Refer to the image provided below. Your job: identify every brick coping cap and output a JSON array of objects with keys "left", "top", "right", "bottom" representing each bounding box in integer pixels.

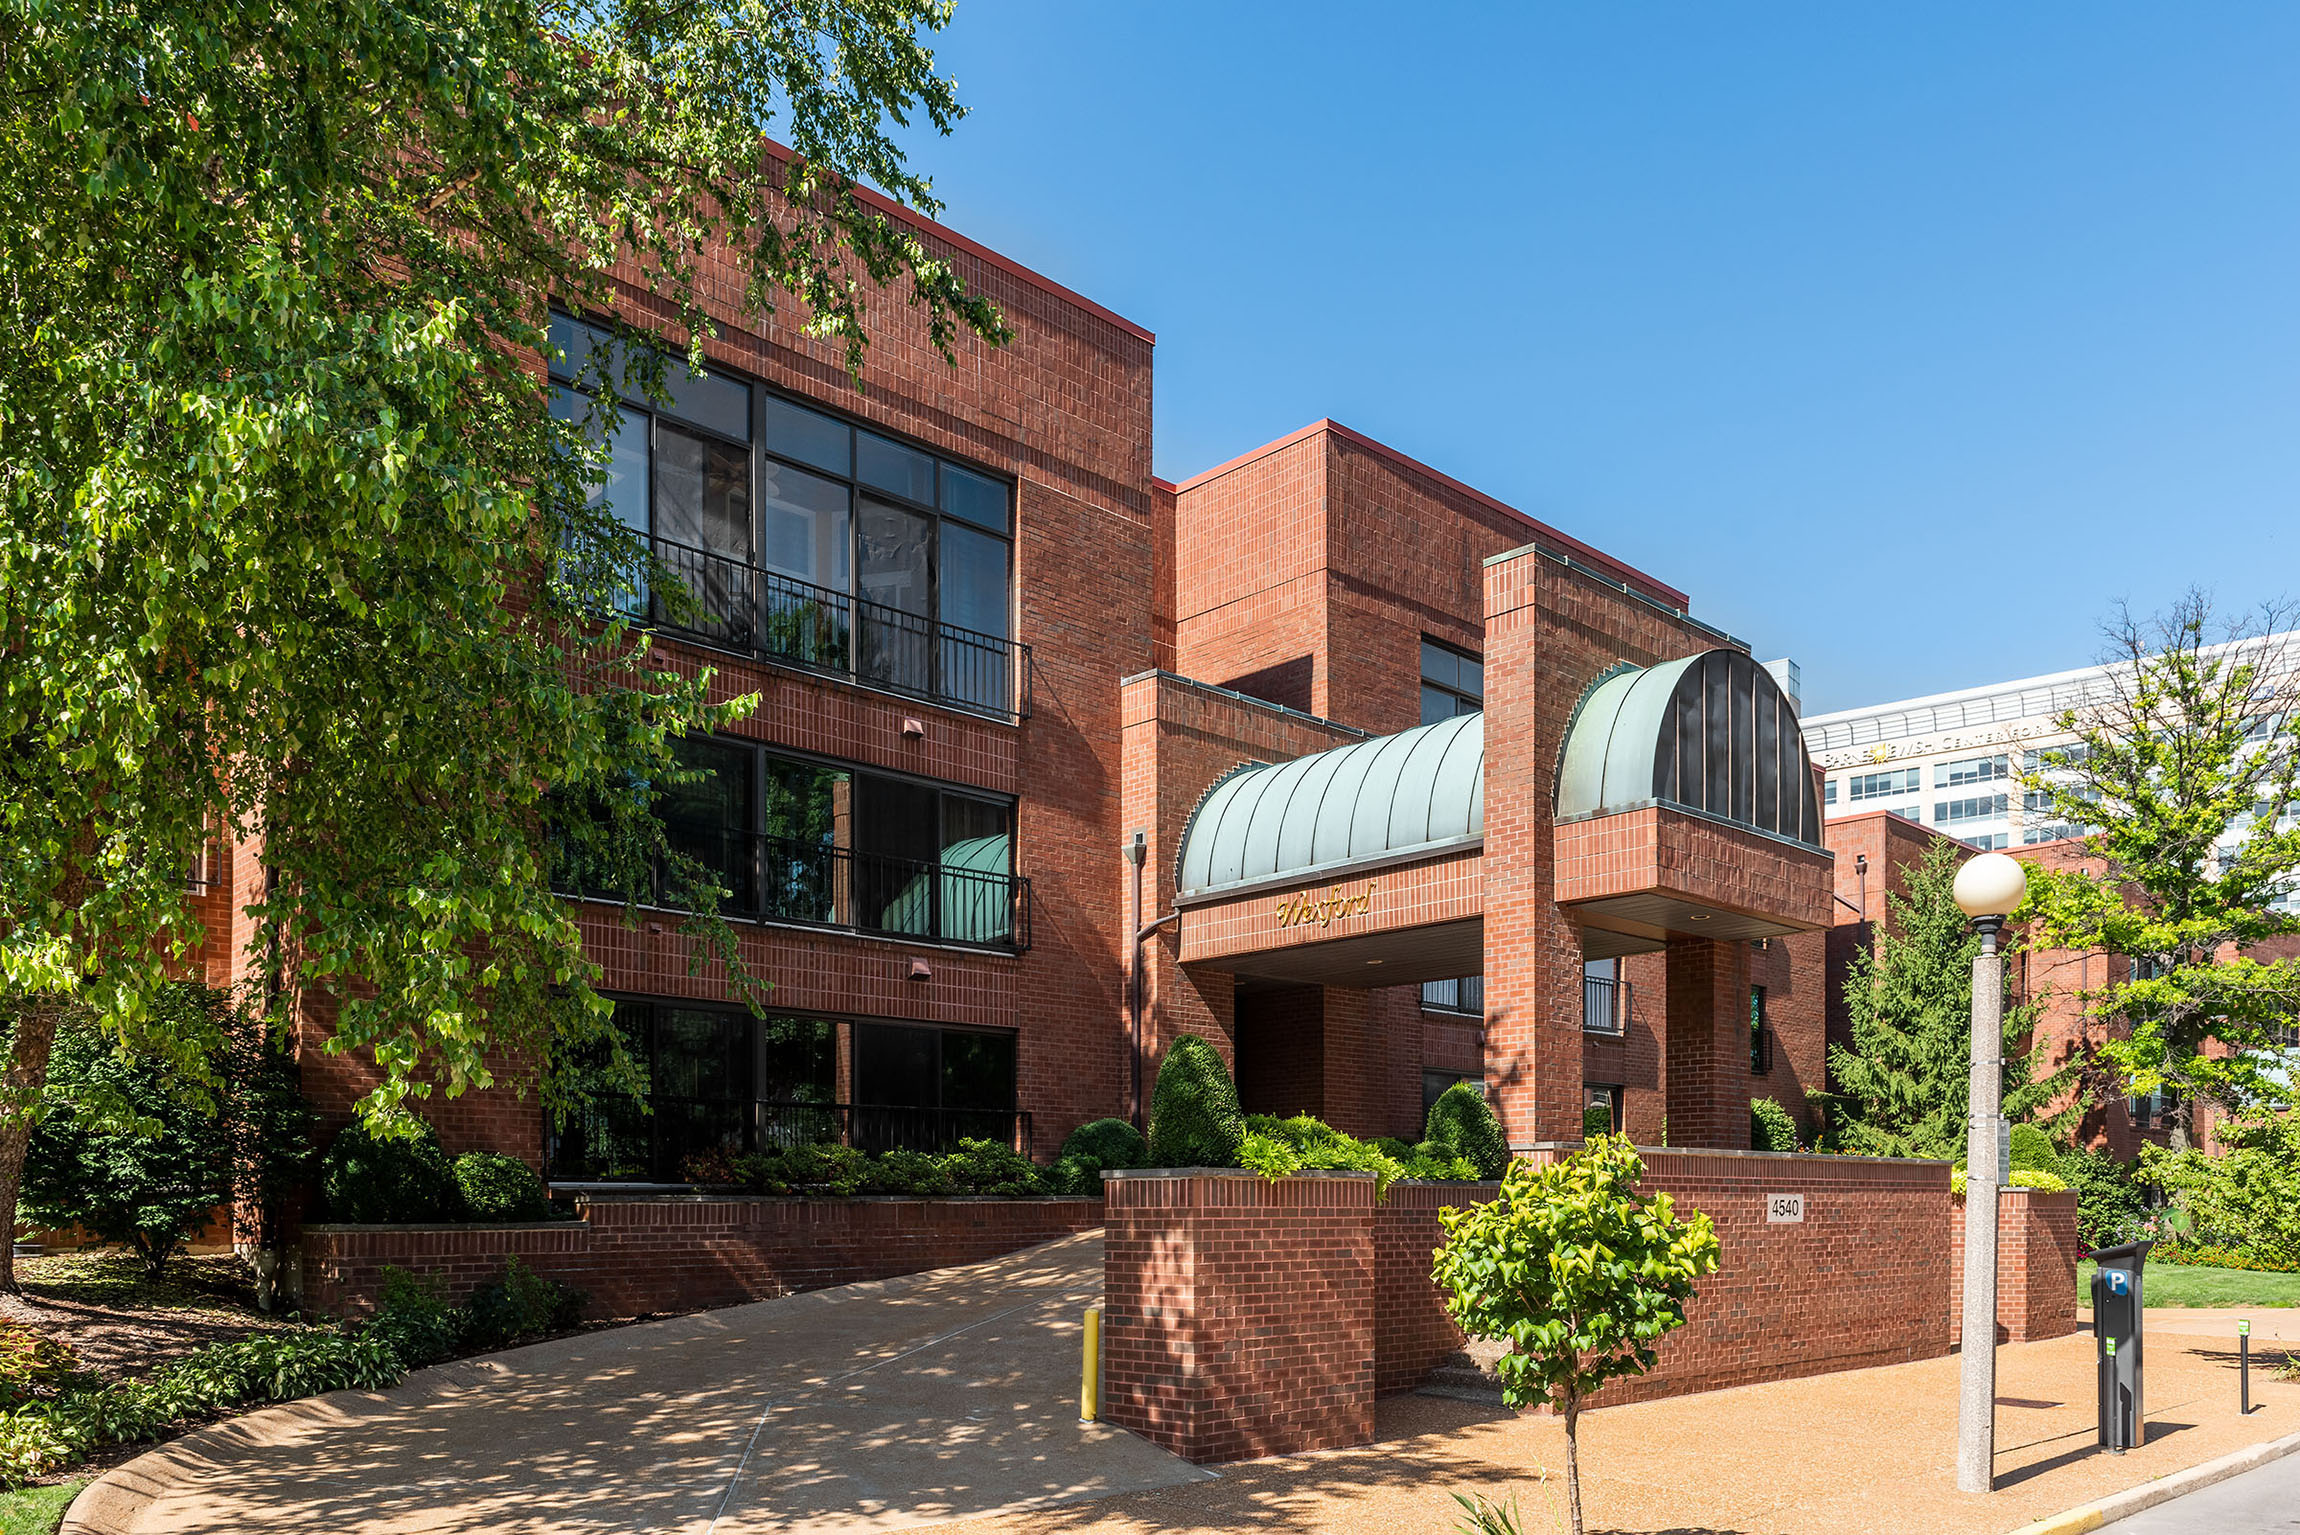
[
  {"left": 1513, "top": 1143, "right": 1955, "bottom": 1167},
  {"left": 567, "top": 1192, "right": 1103, "bottom": 1204},
  {"left": 1119, "top": 668, "right": 1370, "bottom": 741}
]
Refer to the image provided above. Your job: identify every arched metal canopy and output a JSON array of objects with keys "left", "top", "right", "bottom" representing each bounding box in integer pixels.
[
  {"left": 1175, "top": 712, "right": 1485, "bottom": 899},
  {"left": 1556, "top": 648, "right": 1823, "bottom": 847}
]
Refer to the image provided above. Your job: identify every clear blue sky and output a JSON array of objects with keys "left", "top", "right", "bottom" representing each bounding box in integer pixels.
[{"left": 888, "top": 3, "right": 2300, "bottom": 713}]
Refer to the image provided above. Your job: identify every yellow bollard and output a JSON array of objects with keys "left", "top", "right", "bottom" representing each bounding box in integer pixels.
[{"left": 1078, "top": 1305, "right": 1102, "bottom": 1423}]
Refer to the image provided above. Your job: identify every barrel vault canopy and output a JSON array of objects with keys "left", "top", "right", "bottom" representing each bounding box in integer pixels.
[
  {"left": 1555, "top": 648, "right": 1823, "bottom": 848},
  {"left": 1176, "top": 712, "right": 1485, "bottom": 900}
]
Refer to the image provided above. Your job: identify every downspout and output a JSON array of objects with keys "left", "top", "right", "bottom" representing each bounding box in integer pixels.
[{"left": 1124, "top": 830, "right": 1177, "bottom": 1133}]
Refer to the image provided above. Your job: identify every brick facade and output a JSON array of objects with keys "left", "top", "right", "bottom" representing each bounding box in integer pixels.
[
  {"left": 1949, "top": 1187, "right": 2084, "bottom": 1345},
  {"left": 296, "top": 1194, "right": 1104, "bottom": 1320},
  {"left": 1100, "top": 1170, "right": 1377, "bottom": 1463}
]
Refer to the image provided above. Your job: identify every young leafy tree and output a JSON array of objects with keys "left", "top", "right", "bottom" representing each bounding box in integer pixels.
[
  {"left": 2020, "top": 593, "right": 2300, "bottom": 1131},
  {"left": 0, "top": 0, "right": 1007, "bottom": 1286},
  {"left": 1432, "top": 1137, "right": 1721, "bottom": 1535},
  {"left": 1821, "top": 840, "right": 2070, "bottom": 1158}
]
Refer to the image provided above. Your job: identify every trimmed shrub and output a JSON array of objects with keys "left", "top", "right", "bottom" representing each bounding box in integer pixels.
[
  {"left": 1372, "top": 1136, "right": 1416, "bottom": 1161},
  {"left": 1425, "top": 1083, "right": 1509, "bottom": 1178},
  {"left": 1057, "top": 1118, "right": 1147, "bottom": 1172},
  {"left": 1582, "top": 1103, "right": 1613, "bottom": 1141},
  {"left": 319, "top": 1119, "right": 461, "bottom": 1224},
  {"left": 2009, "top": 1168, "right": 2068, "bottom": 1193},
  {"left": 941, "top": 1138, "right": 1044, "bottom": 1196},
  {"left": 367, "top": 1268, "right": 462, "bottom": 1368},
  {"left": 1146, "top": 1034, "right": 1245, "bottom": 1168},
  {"left": 867, "top": 1148, "right": 955, "bottom": 1197},
  {"left": 775, "top": 1143, "right": 871, "bottom": 1195},
  {"left": 453, "top": 1153, "right": 550, "bottom": 1222},
  {"left": 2008, "top": 1123, "right": 2058, "bottom": 1175},
  {"left": 462, "top": 1257, "right": 585, "bottom": 1349},
  {"left": 1052, "top": 1154, "right": 1105, "bottom": 1196},
  {"left": 1750, "top": 1098, "right": 1799, "bottom": 1153}
]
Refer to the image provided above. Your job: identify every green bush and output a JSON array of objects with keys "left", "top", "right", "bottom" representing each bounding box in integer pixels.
[
  {"left": 1372, "top": 1136, "right": 1416, "bottom": 1160},
  {"left": 2009, "top": 1169, "right": 2068, "bottom": 1193},
  {"left": 1050, "top": 1154, "right": 1105, "bottom": 1196},
  {"left": 941, "top": 1138, "right": 1044, "bottom": 1196},
  {"left": 2142, "top": 1116, "right": 2300, "bottom": 1269},
  {"left": 367, "top": 1268, "right": 463, "bottom": 1368},
  {"left": 452, "top": 1153, "right": 550, "bottom": 1222},
  {"left": 1750, "top": 1098, "right": 1799, "bottom": 1153},
  {"left": 775, "top": 1142, "right": 871, "bottom": 1195},
  {"left": 1424, "top": 1083, "right": 1509, "bottom": 1179},
  {"left": 1237, "top": 1114, "right": 1479, "bottom": 1194},
  {"left": 319, "top": 1119, "right": 461, "bottom": 1224},
  {"left": 1146, "top": 1034, "right": 1246, "bottom": 1168},
  {"left": 1582, "top": 1103, "right": 1613, "bottom": 1141},
  {"left": 461, "top": 1257, "right": 585, "bottom": 1350},
  {"left": 1058, "top": 1118, "right": 1147, "bottom": 1172},
  {"left": 2008, "top": 1122, "right": 2058, "bottom": 1174},
  {"left": 2057, "top": 1146, "right": 2150, "bottom": 1250},
  {"left": 866, "top": 1147, "right": 955, "bottom": 1196},
  {"left": 2153, "top": 1241, "right": 2300, "bottom": 1273}
]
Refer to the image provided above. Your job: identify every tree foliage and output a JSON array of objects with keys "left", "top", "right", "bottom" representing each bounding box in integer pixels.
[
  {"left": 0, "top": 0, "right": 1006, "bottom": 1281},
  {"left": 1432, "top": 1138, "right": 1720, "bottom": 1535},
  {"left": 2141, "top": 1116, "right": 2300, "bottom": 1269},
  {"left": 1821, "top": 840, "right": 2070, "bottom": 1158},
  {"left": 2019, "top": 593, "right": 2300, "bottom": 1120}
]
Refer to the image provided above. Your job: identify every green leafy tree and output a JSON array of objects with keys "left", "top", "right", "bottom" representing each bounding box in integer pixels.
[
  {"left": 0, "top": 0, "right": 1007, "bottom": 1286},
  {"left": 2140, "top": 1115, "right": 2300, "bottom": 1268},
  {"left": 19, "top": 1011, "right": 233, "bottom": 1279},
  {"left": 1432, "top": 1137, "right": 1721, "bottom": 1535},
  {"left": 2020, "top": 594, "right": 2300, "bottom": 1130},
  {"left": 1822, "top": 841, "right": 2070, "bottom": 1158}
]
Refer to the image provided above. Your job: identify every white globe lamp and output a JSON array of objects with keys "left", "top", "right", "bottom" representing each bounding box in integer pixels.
[{"left": 1953, "top": 851, "right": 2028, "bottom": 925}]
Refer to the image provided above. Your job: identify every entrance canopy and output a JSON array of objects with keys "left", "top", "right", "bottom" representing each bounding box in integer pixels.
[{"left": 1176, "top": 711, "right": 1483, "bottom": 901}]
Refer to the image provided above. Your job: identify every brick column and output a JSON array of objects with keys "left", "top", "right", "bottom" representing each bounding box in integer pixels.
[
  {"left": 1482, "top": 549, "right": 1585, "bottom": 1146},
  {"left": 1664, "top": 935, "right": 1751, "bottom": 1149}
]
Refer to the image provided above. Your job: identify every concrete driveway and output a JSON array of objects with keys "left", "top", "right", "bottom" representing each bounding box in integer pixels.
[{"left": 67, "top": 1231, "right": 1208, "bottom": 1535}]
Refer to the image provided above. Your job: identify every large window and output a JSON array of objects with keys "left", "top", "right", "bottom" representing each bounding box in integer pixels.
[
  {"left": 549, "top": 316, "right": 1020, "bottom": 718},
  {"left": 1937, "top": 754, "right": 2009, "bottom": 789},
  {"left": 1935, "top": 794, "right": 2009, "bottom": 825},
  {"left": 1420, "top": 638, "right": 1483, "bottom": 725},
  {"left": 658, "top": 738, "right": 1022, "bottom": 948},
  {"left": 550, "top": 1000, "right": 837, "bottom": 1181},
  {"left": 1847, "top": 767, "right": 1921, "bottom": 802},
  {"left": 852, "top": 1022, "right": 1019, "bottom": 1152}
]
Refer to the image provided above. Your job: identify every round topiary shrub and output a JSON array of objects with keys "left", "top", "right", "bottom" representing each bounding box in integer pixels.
[
  {"left": 1058, "top": 1117, "right": 1147, "bottom": 1172},
  {"left": 453, "top": 1152, "right": 550, "bottom": 1222},
  {"left": 1146, "top": 1034, "right": 1246, "bottom": 1169},
  {"left": 1424, "top": 1082, "right": 1508, "bottom": 1179},
  {"left": 2008, "top": 1122, "right": 2057, "bottom": 1174},
  {"left": 320, "top": 1120, "right": 461, "bottom": 1224}
]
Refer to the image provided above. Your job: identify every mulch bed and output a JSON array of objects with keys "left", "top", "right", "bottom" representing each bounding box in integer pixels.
[{"left": 0, "top": 1250, "right": 301, "bottom": 1378}]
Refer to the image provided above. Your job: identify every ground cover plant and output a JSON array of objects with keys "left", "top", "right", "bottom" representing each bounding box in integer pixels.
[
  {"left": 1239, "top": 1115, "right": 1478, "bottom": 1193},
  {"left": 0, "top": 1480, "right": 83, "bottom": 1535},
  {"left": 1433, "top": 1135, "right": 1720, "bottom": 1535}
]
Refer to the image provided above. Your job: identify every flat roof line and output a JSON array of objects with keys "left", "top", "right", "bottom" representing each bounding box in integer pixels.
[{"left": 1168, "top": 419, "right": 1688, "bottom": 610}]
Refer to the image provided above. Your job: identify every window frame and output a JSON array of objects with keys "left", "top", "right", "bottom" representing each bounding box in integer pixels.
[{"left": 1419, "top": 636, "right": 1484, "bottom": 725}]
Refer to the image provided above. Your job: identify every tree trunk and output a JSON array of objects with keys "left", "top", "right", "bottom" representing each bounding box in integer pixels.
[
  {"left": 0, "top": 995, "right": 67, "bottom": 1292},
  {"left": 1562, "top": 1390, "right": 1585, "bottom": 1535}
]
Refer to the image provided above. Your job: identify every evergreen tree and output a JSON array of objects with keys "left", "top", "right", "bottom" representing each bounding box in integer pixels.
[{"left": 1822, "top": 841, "right": 2070, "bottom": 1158}]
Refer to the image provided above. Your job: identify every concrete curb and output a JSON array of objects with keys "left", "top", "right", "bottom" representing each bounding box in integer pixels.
[{"left": 2002, "top": 1426, "right": 2300, "bottom": 1535}]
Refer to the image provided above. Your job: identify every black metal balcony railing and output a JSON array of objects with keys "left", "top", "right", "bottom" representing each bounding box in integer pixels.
[
  {"left": 1751, "top": 1025, "right": 1775, "bottom": 1075},
  {"left": 634, "top": 536, "right": 1032, "bottom": 723},
  {"left": 573, "top": 827, "right": 1032, "bottom": 952},
  {"left": 548, "top": 1096, "right": 1032, "bottom": 1182},
  {"left": 1421, "top": 976, "right": 1485, "bottom": 1014},
  {"left": 1583, "top": 974, "right": 1630, "bottom": 1035}
]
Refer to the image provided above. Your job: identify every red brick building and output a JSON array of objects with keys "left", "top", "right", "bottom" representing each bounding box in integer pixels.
[{"left": 217, "top": 204, "right": 1851, "bottom": 1175}]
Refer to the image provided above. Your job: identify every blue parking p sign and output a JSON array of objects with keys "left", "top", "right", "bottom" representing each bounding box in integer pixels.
[{"left": 2107, "top": 1270, "right": 2130, "bottom": 1296}]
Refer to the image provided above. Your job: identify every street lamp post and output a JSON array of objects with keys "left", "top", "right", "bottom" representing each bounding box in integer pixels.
[{"left": 1952, "top": 849, "right": 2029, "bottom": 1495}]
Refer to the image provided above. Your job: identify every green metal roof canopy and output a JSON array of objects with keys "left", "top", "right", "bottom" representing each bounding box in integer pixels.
[
  {"left": 1176, "top": 712, "right": 1485, "bottom": 899},
  {"left": 1556, "top": 648, "right": 1823, "bottom": 847}
]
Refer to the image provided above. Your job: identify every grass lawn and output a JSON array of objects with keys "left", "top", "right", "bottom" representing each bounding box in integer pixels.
[
  {"left": 0, "top": 1481, "right": 85, "bottom": 1535},
  {"left": 2078, "top": 1258, "right": 2300, "bottom": 1308}
]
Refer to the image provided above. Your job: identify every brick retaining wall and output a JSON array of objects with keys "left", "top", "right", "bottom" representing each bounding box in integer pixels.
[
  {"left": 1373, "top": 1180, "right": 1501, "bottom": 1393},
  {"left": 1950, "top": 1187, "right": 2083, "bottom": 1344},
  {"left": 296, "top": 1194, "right": 1103, "bottom": 1319},
  {"left": 1101, "top": 1170, "right": 1376, "bottom": 1464}
]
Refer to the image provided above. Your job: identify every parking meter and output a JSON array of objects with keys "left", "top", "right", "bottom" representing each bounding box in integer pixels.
[{"left": 2091, "top": 1240, "right": 2151, "bottom": 1451}]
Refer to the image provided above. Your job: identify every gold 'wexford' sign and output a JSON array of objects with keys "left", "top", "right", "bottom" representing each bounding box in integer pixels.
[{"left": 1273, "top": 879, "right": 1378, "bottom": 930}]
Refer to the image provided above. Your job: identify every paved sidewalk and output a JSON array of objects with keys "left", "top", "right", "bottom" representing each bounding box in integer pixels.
[
  {"left": 931, "top": 1317, "right": 2300, "bottom": 1535},
  {"left": 2096, "top": 1448, "right": 2300, "bottom": 1531},
  {"left": 66, "top": 1231, "right": 1207, "bottom": 1535}
]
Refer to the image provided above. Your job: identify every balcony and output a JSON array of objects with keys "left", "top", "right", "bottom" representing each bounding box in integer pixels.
[
  {"left": 1421, "top": 976, "right": 1485, "bottom": 1014},
  {"left": 1583, "top": 973, "right": 1631, "bottom": 1035},
  {"left": 570, "top": 830, "right": 1032, "bottom": 953},
  {"left": 633, "top": 536, "right": 1032, "bottom": 722}
]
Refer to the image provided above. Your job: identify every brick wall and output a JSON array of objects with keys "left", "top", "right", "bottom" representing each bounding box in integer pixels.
[
  {"left": 1949, "top": 1187, "right": 2083, "bottom": 1344},
  {"left": 1100, "top": 1171, "right": 1376, "bottom": 1463},
  {"left": 1373, "top": 1180, "right": 1501, "bottom": 1393},
  {"left": 296, "top": 1194, "right": 1103, "bottom": 1320}
]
